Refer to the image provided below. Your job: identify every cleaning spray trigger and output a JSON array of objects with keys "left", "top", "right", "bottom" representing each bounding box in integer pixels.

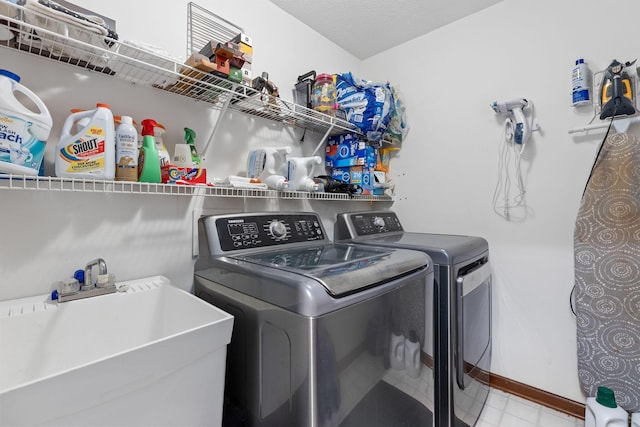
[
  {"left": 184, "top": 127, "right": 200, "bottom": 165},
  {"left": 141, "top": 118, "right": 157, "bottom": 136}
]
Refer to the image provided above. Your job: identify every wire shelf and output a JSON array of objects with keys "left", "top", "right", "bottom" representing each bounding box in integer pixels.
[
  {"left": 0, "top": 0, "right": 359, "bottom": 135},
  {"left": 0, "top": 1, "right": 389, "bottom": 201},
  {"left": 0, "top": 174, "right": 393, "bottom": 201}
]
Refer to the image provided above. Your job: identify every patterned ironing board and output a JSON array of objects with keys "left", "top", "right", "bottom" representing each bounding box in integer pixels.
[{"left": 574, "top": 131, "right": 640, "bottom": 412}]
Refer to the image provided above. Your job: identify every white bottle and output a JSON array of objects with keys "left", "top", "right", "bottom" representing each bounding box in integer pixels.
[
  {"left": 404, "top": 330, "right": 422, "bottom": 378},
  {"left": 55, "top": 103, "right": 115, "bottom": 180},
  {"left": 632, "top": 413, "right": 639, "bottom": 427},
  {"left": 115, "top": 116, "right": 138, "bottom": 181},
  {"left": 286, "top": 156, "right": 322, "bottom": 191},
  {"left": 390, "top": 330, "right": 405, "bottom": 370},
  {"left": 572, "top": 58, "right": 592, "bottom": 107},
  {"left": 246, "top": 146, "right": 291, "bottom": 180},
  {"left": 0, "top": 69, "right": 52, "bottom": 175},
  {"left": 585, "top": 387, "right": 629, "bottom": 427}
]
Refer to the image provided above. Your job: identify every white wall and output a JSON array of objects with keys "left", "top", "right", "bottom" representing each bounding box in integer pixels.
[
  {"left": 2, "top": 0, "right": 634, "bottom": 407},
  {"left": 361, "top": 0, "right": 640, "bottom": 404},
  {"left": 0, "top": 0, "right": 363, "bottom": 302}
]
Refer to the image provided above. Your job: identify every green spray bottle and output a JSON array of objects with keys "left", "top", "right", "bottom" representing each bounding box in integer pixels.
[
  {"left": 184, "top": 127, "right": 200, "bottom": 166},
  {"left": 138, "top": 119, "right": 162, "bottom": 183}
]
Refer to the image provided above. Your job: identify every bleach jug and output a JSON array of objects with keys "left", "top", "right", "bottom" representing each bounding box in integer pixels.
[
  {"left": 0, "top": 69, "right": 52, "bottom": 175},
  {"left": 55, "top": 103, "right": 115, "bottom": 180},
  {"left": 286, "top": 155, "right": 322, "bottom": 191},
  {"left": 247, "top": 146, "right": 291, "bottom": 190},
  {"left": 585, "top": 386, "right": 629, "bottom": 427}
]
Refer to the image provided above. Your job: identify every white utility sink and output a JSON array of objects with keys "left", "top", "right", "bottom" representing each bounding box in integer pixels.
[{"left": 0, "top": 276, "right": 233, "bottom": 426}]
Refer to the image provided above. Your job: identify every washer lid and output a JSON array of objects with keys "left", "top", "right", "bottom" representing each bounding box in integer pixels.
[{"left": 230, "top": 242, "right": 428, "bottom": 297}]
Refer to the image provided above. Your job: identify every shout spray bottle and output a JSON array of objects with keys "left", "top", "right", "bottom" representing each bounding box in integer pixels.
[{"left": 138, "top": 119, "right": 161, "bottom": 183}]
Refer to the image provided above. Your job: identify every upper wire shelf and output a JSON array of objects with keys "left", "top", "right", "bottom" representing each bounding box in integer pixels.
[{"left": 0, "top": 0, "right": 359, "bottom": 136}]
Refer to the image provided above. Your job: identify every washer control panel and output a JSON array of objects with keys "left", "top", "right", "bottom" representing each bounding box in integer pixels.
[
  {"left": 347, "top": 211, "right": 404, "bottom": 236},
  {"left": 214, "top": 213, "right": 325, "bottom": 251}
]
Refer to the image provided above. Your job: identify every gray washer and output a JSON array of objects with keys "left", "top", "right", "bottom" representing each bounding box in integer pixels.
[
  {"left": 195, "top": 212, "right": 436, "bottom": 426},
  {"left": 336, "top": 211, "right": 492, "bottom": 427}
]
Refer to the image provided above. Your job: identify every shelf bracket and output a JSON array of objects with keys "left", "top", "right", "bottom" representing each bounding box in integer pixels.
[
  {"left": 200, "top": 96, "right": 232, "bottom": 161},
  {"left": 568, "top": 116, "right": 640, "bottom": 134},
  {"left": 311, "top": 122, "right": 335, "bottom": 157}
]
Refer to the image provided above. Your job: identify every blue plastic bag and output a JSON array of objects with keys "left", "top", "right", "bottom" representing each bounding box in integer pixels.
[{"left": 335, "top": 72, "right": 394, "bottom": 143}]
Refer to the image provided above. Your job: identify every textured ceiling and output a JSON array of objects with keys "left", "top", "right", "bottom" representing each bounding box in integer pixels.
[{"left": 270, "top": 0, "right": 503, "bottom": 59}]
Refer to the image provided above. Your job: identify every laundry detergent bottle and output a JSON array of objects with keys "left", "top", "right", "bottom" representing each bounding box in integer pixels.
[
  {"left": 55, "top": 103, "right": 115, "bottom": 179},
  {"left": 137, "top": 119, "right": 161, "bottom": 183},
  {"left": 585, "top": 386, "right": 629, "bottom": 427},
  {"left": 0, "top": 69, "right": 52, "bottom": 175}
]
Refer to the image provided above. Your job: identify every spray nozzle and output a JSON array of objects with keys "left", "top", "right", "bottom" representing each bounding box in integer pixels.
[
  {"left": 184, "top": 127, "right": 196, "bottom": 144},
  {"left": 141, "top": 119, "right": 157, "bottom": 137}
]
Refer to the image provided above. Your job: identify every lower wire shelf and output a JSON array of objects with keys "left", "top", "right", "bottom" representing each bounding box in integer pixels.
[{"left": 0, "top": 174, "right": 393, "bottom": 201}]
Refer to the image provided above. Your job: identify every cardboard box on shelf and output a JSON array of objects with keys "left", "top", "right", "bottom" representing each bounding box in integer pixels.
[{"left": 164, "top": 166, "right": 207, "bottom": 184}]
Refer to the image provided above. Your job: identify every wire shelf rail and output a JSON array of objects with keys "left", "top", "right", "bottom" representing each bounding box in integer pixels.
[{"left": 0, "top": 174, "right": 392, "bottom": 201}]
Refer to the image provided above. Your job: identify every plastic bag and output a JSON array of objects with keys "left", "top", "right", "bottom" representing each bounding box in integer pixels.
[
  {"left": 336, "top": 72, "right": 394, "bottom": 143},
  {"left": 384, "top": 85, "right": 409, "bottom": 145}
]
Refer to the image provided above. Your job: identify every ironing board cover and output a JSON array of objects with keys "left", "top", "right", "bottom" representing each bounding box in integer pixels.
[{"left": 574, "top": 131, "right": 640, "bottom": 412}]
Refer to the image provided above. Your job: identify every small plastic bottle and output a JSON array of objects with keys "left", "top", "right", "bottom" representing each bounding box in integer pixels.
[
  {"left": 572, "top": 58, "right": 592, "bottom": 107},
  {"left": 390, "top": 329, "right": 405, "bottom": 370},
  {"left": 115, "top": 116, "right": 138, "bottom": 181},
  {"left": 404, "top": 330, "right": 422, "bottom": 378},
  {"left": 585, "top": 386, "right": 629, "bottom": 427}
]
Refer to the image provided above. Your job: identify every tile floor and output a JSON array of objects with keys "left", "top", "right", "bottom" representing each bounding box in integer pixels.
[{"left": 477, "top": 388, "right": 585, "bottom": 427}]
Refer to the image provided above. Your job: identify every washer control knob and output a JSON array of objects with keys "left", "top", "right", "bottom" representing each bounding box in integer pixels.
[
  {"left": 269, "top": 220, "right": 287, "bottom": 239},
  {"left": 372, "top": 216, "right": 385, "bottom": 228}
]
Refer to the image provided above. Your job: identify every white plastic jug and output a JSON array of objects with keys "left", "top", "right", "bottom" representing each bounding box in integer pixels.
[
  {"left": 247, "top": 146, "right": 291, "bottom": 190},
  {"left": 247, "top": 147, "right": 291, "bottom": 179},
  {"left": 55, "top": 103, "right": 115, "bottom": 180},
  {"left": 0, "top": 69, "right": 52, "bottom": 175},
  {"left": 585, "top": 387, "right": 629, "bottom": 427},
  {"left": 389, "top": 331, "right": 404, "bottom": 370},
  {"left": 404, "top": 330, "right": 422, "bottom": 378},
  {"left": 632, "top": 412, "right": 639, "bottom": 427},
  {"left": 286, "top": 156, "right": 322, "bottom": 191}
]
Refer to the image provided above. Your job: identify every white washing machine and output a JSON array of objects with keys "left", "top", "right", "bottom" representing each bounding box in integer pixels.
[
  {"left": 336, "top": 211, "right": 492, "bottom": 427},
  {"left": 194, "top": 212, "right": 436, "bottom": 427}
]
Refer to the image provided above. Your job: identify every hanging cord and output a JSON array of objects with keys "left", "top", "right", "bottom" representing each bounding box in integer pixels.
[
  {"left": 492, "top": 117, "right": 527, "bottom": 220},
  {"left": 580, "top": 105, "right": 618, "bottom": 198},
  {"left": 569, "top": 284, "right": 577, "bottom": 316}
]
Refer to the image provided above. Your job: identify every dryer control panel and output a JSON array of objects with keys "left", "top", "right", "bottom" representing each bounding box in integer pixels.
[
  {"left": 341, "top": 211, "right": 404, "bottom": 236},
  {"left": 212, "top": 213, "right": 325, "bottom": 251}
]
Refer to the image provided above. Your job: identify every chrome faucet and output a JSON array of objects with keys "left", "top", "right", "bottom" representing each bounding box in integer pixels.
[
  {"left": 83, "top": 258, "right": 108, "bottom": 290},
  {"left": 57, "top": 258, "right": 116, "bottom": 303}
]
